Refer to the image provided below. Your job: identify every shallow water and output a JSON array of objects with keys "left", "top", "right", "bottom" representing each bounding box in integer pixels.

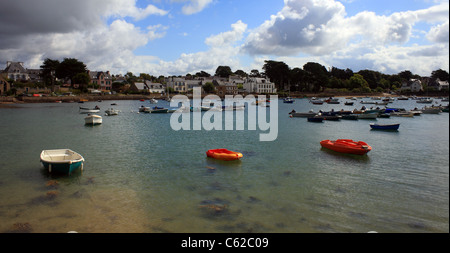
[{"left": 0, "top": 98, "right": 448, "bottom": 233}]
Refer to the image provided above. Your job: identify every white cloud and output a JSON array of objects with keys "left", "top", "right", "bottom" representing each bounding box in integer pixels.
[
  {"left": 241, "top": 0, "right": 449, "bottom": 75},
  {"left": 153, "top": 20, "right": 248, "bottom": 75},
  {"left": 106, "top": 0, "right": 168, "bottom": 20},
  {"left": 427, "top": 20, "right": 450, "bottom": 43},
  {"left": 171, "top": 0, "right": 213, "bottom": 15},
  {"left": 205, "top": 20, "right": 247, "bottom": 47}
]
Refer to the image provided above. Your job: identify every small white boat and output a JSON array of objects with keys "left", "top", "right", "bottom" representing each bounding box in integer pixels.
[
  {"left": 390, "top": 111, "right": 414, "bottom": 117},
  {"left": 139, "top": 106, "right": 150, "bottom": 112},
  {"left": 150, "top": 98, "right": 158, "bottom": 104},
  {"left": 105, "top": 108, "right": 119, "bottom": 116},
  {"left": 40, "top": 149, "right": 84, "bottom": 175},
  {"left": 79, "top": 109, "right": 100, "bottom": 114},
  {"left": 79, "top": 106, "right": 100, "bottom": 114},
  {"left": 409, "top": 110, "right": 423, "bottom": 116},
  {"left": 310, "top": 99, "right": 324, "bottom": 105},
  {"left": 416, "top": 98, "right": 433, "bottom": 104},
  {"left": 85, "top": 114, "right": 102, "bottom": 125}
]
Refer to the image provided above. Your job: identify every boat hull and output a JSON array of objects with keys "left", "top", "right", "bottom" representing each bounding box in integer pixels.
[
  {"left": 357, "top": 113, "right": 378, "bottom": 119},
  {"left": 85, "top": 115, "right": 102, "bottom": 125},
  {"left": 370, "top": 124, "right": 400, "bottom": 130},
  {"left": 206, "top": 149, "right": 243, "bottom": 161},
  {"left": 320, "top": 139, "right": 372, "bottom": 155},
  {"left": 291, "top": 112, "right": 317, "bottom": 118},
  {"left": 307, "top": 117, "right": 324, "bottom": 122},
  {"left": 40, "top": 149, "right": 84, "bottom": 175}
]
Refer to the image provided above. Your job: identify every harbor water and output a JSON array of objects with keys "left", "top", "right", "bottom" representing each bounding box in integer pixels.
[{"left": 0, "top": 97, "right": 448, "bottom": 233}]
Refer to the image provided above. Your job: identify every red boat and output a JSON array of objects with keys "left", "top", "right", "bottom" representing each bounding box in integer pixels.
[
  {"left": 320, "top": 139, "right": 372, "bottom": 155},
  {"left": 206, "top": 149, "right": 243, "bottom": 161}
]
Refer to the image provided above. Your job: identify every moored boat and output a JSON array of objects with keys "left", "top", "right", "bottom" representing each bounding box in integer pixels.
[
  {"left": 320, "top": 139, "right": 372, "bottom": 155},
  {"left": 390, "top": 111, "right": 414, "bottom": 117},
  {"left": 150, "top": 106, "right": 169, "bottom": 113},
  {"left": 357, "top": 113, "right": 378, "bottom": 119},
  {"left": 40, "top": 149, "right": 85, "bottom": 175},
  {"left": 283, "top": 97, "right": 294, "bottom": 103},
  {"left": 416, "top": 98, "right": 433, "bottom": 104},
  {"left": 105, "top": 108, "right": 119, "bottom": 116},
  {"left": 289, "top": 110, "right": 316, "bottom": 118},
  {"left": 310, "top": 98, "right": 324, "bottom": 105},
  {"left": 370, "top": 123, "right": 400, "bottom": 130},
  {"left": 307, "top": 116, "right": 324, "bottom": 122},
  {"left": 79, "top": 106, "right": 100, "bottom": 114},
  {"left": 341, "top": 114, "right": 358, "bottom": 120},
  {"left": 206, "top": 149, "right": 243, "bottom": 161},
  {"left": 421, "top": 107, "right": 441, "bottom": 114},
  {"left": 85, "top": 114, "right": 102, "bottom": 125}
]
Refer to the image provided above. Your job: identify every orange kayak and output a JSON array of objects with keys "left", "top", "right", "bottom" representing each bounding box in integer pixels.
[
  {"left": 206, "top": 149, "right": 243, "bottom": 161},
  {"left": 320, "top": 139, "right": 372, "bottom": 155}
]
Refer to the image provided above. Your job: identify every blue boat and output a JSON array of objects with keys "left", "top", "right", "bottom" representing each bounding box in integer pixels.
[
  {"left": 370, "top": 123, "right": 400, "bottom": 130},
  {"left": 283, "top": 97, "right": 294, "bottom": 103},
  {"left": 307, "top": 116, "right": 324, "bottom": 123},
  {"left": 40, "top": 149, "right": 85, "bottom": 175}
]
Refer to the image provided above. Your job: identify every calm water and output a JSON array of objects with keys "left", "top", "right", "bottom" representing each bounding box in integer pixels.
[{"left": 0, "top": 97, "right": 448, "bottom": 233}]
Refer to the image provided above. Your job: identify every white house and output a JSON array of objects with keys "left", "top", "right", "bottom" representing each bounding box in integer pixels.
[
  {"left": 243, "top": 77, "right": 277, "bottom": 94},
  {"left": 144, "top": 80, "right": 165, "bottom": 94},
  {"left": 400, "top": 79, "right": 423, "bottom": 92}
]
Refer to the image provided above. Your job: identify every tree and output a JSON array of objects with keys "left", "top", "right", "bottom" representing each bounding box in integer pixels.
[
  {"left": 249, "top": 69, "right": 261, "bottom": 77},
  {"left": 195, "top": 71, "right": 211, "bottom": 77},
  {"left": 203, "top": 82, "right": 215, "bottom": 93},
  {"left": 73, "top": 72, "right": 91, "bottom": 92},
  {"left": 398, "top": 70, "right": 414, "bottom": 82},
  {"left": 290, "top": 67, "right": 307, "bottom": 91},
  {"left": 358, "top": 69, "right": 382, "bottom": 90},
  {"left": 215, "top": 66, "right": 233, "bottom": 78},
  {"left": 263, "top": 60, "right": 290, "bottom": 91},
  {"left": 234, "top": 70, "right": 247, "bottom": 77},
  {"left": 431, "top": 69, "right": 449, "bottom": 81},
  {"left": 349, "top": 74, "right": 370, "bottom": 92},
  {"left": 40, "top": 58, "right": 60, "bottom": 87},
  {"left": 303, "top": 62, "right": 329, "bottom": 92},
  {"left": 56, "top": 58, "right": 87, "bottom": 87},
  {"left": 125, "top": 72, "right": 138, "bottom": 84}
]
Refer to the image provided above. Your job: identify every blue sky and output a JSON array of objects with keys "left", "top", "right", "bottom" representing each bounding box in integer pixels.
[{"left": 0, "top": 0, "right": 448, "bottom": 77}]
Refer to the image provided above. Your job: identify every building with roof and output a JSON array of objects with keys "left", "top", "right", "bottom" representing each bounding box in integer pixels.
[{"left": 88, "top": 70, "right": 113, "bottom": 91}]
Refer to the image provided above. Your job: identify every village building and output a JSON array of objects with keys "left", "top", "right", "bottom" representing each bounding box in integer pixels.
[
  {"left": 3, "top": 61, "right": 29, "bottom": 81},
  {"left": 426, "top": 78, "right": 449, "bottom": 91},
  {"left": 2, "top": 61, "right": 42, "bottom": 83},
  {"left": 216, "top": 83, "right": 238, "bottom": 96},
  {"left": 88, "top": 70, "right": 113, "bottom": 91},
  {"left": 243, "top": 77, "right": 277, "bottom": 94},
  {"left": 166, "top": 77, "right": 188, "bottom": 93},
  {"left": 400, "top": 79, "right": 423, "bottom": 92},
  {"left": 129, "top": 82, "right": 148, "bottom": 93},
  {"left": 144, "top": 80, "right": 165, "bottom": 94}
]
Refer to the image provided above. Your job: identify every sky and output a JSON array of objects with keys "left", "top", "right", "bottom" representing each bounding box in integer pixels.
[{"left": 0, "top": 0, "right": 448, "bottom": 77}]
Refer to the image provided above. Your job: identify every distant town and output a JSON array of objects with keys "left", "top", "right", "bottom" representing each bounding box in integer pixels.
[{"left": 1, "top": 58, "right": 449, "bottom": 99}]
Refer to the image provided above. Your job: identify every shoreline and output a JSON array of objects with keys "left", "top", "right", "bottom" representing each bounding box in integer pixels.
[{"left": 1, "top": 92, "right": 448, "bottom": 106}]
